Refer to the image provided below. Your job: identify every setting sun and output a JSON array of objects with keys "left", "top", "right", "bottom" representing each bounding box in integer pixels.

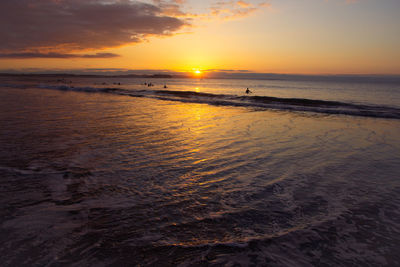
[{"left": 191, "top": 69, "right": 203, "bottom": 78}]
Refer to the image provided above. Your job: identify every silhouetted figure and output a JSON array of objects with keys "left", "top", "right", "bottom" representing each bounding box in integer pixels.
[
  {"left": 164, "top": 84, "right": 167, "bottom": 88},
  {"left": 246, "top": 88, "right": 252, "bottom": 94}
]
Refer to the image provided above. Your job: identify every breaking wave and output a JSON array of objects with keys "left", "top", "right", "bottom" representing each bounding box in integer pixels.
[{"left": 36, "top": 84, "right": 400, "bottom": 119}]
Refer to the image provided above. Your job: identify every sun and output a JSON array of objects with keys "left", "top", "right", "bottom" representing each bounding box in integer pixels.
[{"left": 191, "top": 69, "right": 203, "bottom": 78}]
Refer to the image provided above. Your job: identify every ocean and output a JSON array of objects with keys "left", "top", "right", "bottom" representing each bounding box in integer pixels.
[{"left": 1, "top": 74, "right": 400, "bottom": 266}]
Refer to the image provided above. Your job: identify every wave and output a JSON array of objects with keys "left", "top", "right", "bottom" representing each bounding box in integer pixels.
[{"left": 37, "top": 84, "right": 400, "bottom": 119}]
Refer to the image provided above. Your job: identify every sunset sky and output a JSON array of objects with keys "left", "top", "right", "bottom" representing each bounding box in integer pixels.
[{"left": 0, "top": 0, "right": 399, "bottom": 74}]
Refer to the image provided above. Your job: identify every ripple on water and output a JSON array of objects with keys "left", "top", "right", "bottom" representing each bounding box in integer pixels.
[{"left": 1, "top": 86, "right": 400, "bottom": 266}]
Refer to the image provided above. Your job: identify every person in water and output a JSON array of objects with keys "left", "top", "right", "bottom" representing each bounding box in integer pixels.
[{"left": 246, "top": 88, "right": 252, "bottom": 94}]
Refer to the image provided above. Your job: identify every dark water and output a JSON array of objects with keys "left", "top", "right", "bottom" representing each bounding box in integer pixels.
[{"left": 1, "top": 76, "right": 400, "bottom": 266}]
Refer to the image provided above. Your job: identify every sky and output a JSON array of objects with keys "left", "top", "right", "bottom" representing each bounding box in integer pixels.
[{"left": 0, "top": 0, "right": 399, "bottom": 75}]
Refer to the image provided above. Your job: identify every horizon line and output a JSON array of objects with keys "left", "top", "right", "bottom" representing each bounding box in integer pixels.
[{"left": 1, "top": 69, "right": 400, "bottom": 77}]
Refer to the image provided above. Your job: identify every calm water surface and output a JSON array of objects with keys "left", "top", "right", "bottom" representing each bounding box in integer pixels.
[{"left": 0, "top": 76, "right": 400, "bottom": 266}]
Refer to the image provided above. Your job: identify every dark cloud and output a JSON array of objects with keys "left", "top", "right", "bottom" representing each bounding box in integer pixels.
[
  {"left": 0, "top": 52, "right": 120, "bottom": 59},
  {"left": 0, "top": 0, "right": 186, "bottom": 54}
]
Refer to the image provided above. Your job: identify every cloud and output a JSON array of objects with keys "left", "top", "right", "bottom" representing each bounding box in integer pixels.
[
  {"left": 202, "top": 68, "right": 251, "bottom": 73},
  {"left": 0, "top": 52, "right": 120, "bottom": 59},
  {"left": 209, "top": 1, "right": 270, "bottom": 20},
  {"left": 0, "top": 0, "right": 271, "bottom": 59},
  {"left": 0, "top": 0, "right": 187, "bottom": 54},
  {"left": 151, "top": 0, "right": 270, "bottom": 21},
  {"left": 151, "top": 0, "right": 188, "bottom": 16}
]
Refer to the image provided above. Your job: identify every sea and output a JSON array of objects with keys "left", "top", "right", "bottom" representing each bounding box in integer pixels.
[{"left": 1, "top": 74, "right": 400, "bottom": 266}]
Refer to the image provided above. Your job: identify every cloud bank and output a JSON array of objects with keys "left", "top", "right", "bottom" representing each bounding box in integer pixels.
[
  {"left": 0, "top": 0, "right": 270, "bottom": 59},
  {"left": 0, "top": 52, "right": 120, "bottom": 59},
  {"left": 0, "top": 0, "right": 186, "bottom": 56}
]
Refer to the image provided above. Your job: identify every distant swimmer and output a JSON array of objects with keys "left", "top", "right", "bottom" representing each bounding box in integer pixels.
[
  {"left": 245, "top": 88, "right": 252, "bottom": 94},
  {"left": 164, "top": 84, "right": 168, "bottom": 88}
]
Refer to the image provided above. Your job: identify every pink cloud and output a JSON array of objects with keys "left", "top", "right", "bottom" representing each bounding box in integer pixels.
[{"left": 209, "top": 1, "right": 270, "bottom": 21}]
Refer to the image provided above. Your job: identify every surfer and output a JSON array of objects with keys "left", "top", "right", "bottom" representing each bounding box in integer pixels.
[{"left": 245, "top": 88, "right": 252, "bottom": 94}]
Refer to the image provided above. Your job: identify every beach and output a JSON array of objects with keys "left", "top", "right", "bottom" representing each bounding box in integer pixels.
[{"left": 1, "top": 75, "right": 400, "bottom": 265}]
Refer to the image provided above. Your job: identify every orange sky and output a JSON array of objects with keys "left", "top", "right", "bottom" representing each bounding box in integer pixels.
[{"left": 0, "top": 0, "right": 399, "bottom": 75}]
